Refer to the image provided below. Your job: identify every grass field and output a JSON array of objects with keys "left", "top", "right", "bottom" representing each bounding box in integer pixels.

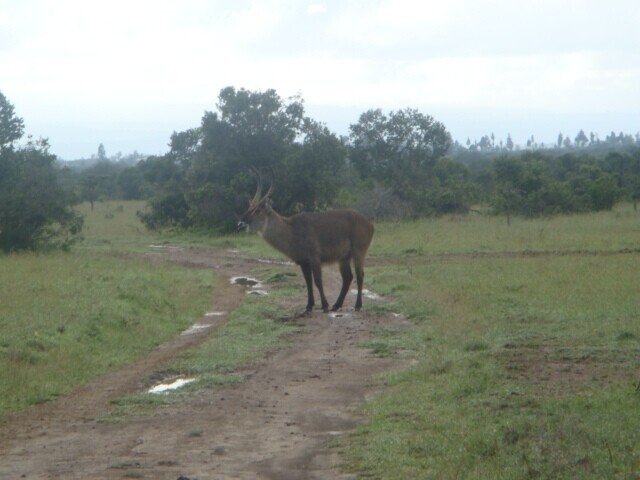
[
  {"left": 0, "top": 201, "right": 297, "bottom": 417},
  {"left": 3, "top": 199, "right": 640, "bottom": 478},
  {"left": 371, "top": 203, "right": 640, "bottom": 256},
  {"left": 0, "top": 251, "right": 215, "bottom": 413},
  {"left": 341, "top": 209, "right": 640, "bottom": 479}
]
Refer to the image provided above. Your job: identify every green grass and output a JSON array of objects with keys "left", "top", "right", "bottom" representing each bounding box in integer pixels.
[
  {"left": 370, "top": 203, "right": 640, "bottom": 257},
  {"left": 76, "top": 200, "right": 279, "bottom": 258},
  {"left": 0, "top": 251, "right": 215, "bottom": 414},
  {"left": 341, "top": 250, "right": 640, "bottom": 479}
]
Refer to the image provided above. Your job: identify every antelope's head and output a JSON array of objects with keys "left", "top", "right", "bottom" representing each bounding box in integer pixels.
[{"left": 237, "top": 169, "right": 273, "bottom": 234}]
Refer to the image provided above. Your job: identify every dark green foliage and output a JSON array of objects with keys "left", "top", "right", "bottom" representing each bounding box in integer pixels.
[
  {"left": 492, "top": 152, "right": 624, "bottom": 217},
  {"left": 140, "top": 87, "right": 347, "bottom": 232},
  {"left": 347, "top": 108, "right": 470, "bottom": 216},
  {"left": 0, "top": 91, "right": 24, "bottom": 149},
  {"left": 0, "top": 139, "right": 83, "bottom": 252}
]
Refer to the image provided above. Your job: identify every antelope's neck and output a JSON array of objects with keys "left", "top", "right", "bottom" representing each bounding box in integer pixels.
[{"left": 261, "top": 211, "right": 294, "bottom": 259}]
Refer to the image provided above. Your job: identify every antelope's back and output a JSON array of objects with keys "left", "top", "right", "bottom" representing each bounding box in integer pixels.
[{"left": 291, "top": 209, "right": 374, "bottom": 262}]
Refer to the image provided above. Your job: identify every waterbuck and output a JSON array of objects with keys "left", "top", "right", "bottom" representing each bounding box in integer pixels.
[{"left": 237, "top": 176, "right": 374, "bottom": 314}]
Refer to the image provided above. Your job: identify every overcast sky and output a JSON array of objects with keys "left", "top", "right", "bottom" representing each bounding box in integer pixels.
[{"left": 1, "top": 0, "right": 639, "bottom": 159}]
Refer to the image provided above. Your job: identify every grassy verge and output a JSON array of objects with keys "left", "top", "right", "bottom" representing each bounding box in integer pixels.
[
  {"left": 342, "top": 250, "right": 640, "bottom": 478},
  {"left": 0, "top": 251, "right": 215, "bottom": 415}
]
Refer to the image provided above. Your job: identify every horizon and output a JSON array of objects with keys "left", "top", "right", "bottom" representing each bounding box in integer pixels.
[{"left": 2, "top": 0, "right": 639, "bottom": 159}]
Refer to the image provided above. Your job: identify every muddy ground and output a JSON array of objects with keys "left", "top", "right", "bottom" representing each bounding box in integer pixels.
[{"left": 0, "top": 248, "right": 409, "bottom": 479}]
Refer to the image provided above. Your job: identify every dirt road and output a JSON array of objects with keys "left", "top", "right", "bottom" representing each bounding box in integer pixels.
[{"left": 0, "top": 248, "right": 408, "bottom": 479}]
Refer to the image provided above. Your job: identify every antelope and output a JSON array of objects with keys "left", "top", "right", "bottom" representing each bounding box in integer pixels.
[{"left": 237, "top": 174, "right": 374, "bottom": 314}]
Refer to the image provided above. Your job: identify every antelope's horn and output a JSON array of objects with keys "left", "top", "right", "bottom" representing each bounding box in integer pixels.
[
  {"left": 248, "top": 168, "right": 262, "bottom": 208},
  {"left": 261, "top": 167, "right": 274, "bottom": 201}
]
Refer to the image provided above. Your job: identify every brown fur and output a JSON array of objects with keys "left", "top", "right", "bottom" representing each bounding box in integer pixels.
[{"left": 242, "top": 204, "right": 374, "bottom": 313}]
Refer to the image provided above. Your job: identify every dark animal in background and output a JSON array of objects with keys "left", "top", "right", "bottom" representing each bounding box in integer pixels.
[{"left": 238, "top": 171, "right": 374, "bottom": 314}]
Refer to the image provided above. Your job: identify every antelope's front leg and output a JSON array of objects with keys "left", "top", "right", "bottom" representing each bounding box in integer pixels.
[
  {"left": 300, "top": 262, "right": 314, "bottom": 313},
  {"left": 311, "top": 262, "right": 330, "bottom": 313}
]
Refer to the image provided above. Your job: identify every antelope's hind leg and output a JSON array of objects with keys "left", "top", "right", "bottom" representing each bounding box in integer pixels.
[
  {"left": 331, "top": 258, "right": 353, "bottom": 311},
  {"left": 354, "top": 254, "right": 365, "bottom": 311}
]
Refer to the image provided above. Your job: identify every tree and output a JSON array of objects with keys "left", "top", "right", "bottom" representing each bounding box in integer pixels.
[
  {"left": 0, "top": 138, "right": 82, "bottom": 252},
  {"left": 575, "top": 129, "right": 588, "bottom": 148},
  {"left": 506, "top": 133, "right": 514, "bottom": 151},
  {"left": 349, "top": 108, "right": 453, "bottom": 214},
  {"left": 139, "top": 87, "right": 346, "bottom": 232},
  {"left": 97, "top": 143, "right": 107, "bottom": 161},
  {"left": 557, "top": 132, "right": 563, "bottom": 148},
  {"left": 0, "top": 91, "right": 24, "bottom": 150}
]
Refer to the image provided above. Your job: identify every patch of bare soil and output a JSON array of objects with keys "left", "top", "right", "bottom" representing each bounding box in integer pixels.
[
  {"left": 501, "top": 343, "right": 635, "bottom": 395},
  {"left": 0, "top": 247, "right": 409, "bottom": 479}
]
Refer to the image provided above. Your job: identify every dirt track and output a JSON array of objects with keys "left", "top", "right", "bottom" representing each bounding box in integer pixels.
[{"left": 0, "top": 248, "right": 408, "bottom": 479}]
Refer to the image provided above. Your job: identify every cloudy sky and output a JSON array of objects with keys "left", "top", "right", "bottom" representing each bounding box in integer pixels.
[{"left": 1, "top": 0, "right": 639, "bottom": 159}]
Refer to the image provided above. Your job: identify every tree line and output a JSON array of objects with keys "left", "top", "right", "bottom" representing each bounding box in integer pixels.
[{"left": 2, "top": 87, "right": 640, "bottom": 252}]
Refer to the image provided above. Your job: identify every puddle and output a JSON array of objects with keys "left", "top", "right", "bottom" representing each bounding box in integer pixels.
[
  {"left": 230, "top": 276, "right": 262, "bottom": 288},
  {"left": 350, "top": 288, "right": 380, "bottom": 300},
  {"left": 227, "top": 249, "right": 240, "bottom": 254},
  {"left": 329, "top": 312, "right": 350, "bottom": 318},
  {"left": 205, "top": 311, "right": 226, "bottom": 317},
  {"left": 181, "top": 323, "right": 213, "bottom": 336},
  {"left": 248, "top": 290, "right": 269, "bottom": 296},
  {"left": 148, "top": 377, "right": 195, "bottom": 394},
  {"left": 392, "top": 313, "right": 402, "bottom": 318},
  {"left": 148, "top": 244, "right": 184, "bottom": 251},
  {"left": 326, "top": 431, "right": 344, "bottom": 436},
  {"left": 257, "top": 258, "right": 294, "bottom": 266}
]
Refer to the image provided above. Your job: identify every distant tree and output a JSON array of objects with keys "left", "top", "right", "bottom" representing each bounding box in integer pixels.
[
  {"left": 97, "top": 143, "right": 107, "bottom": 161},
  {"left": 562, "top": 136, "right": 572, "bottom": 148},
  {"left": 557, "top": 132, "right": 563, "bottom": 148},
  {"left": 478, "top": 135, "right": 492, "bottom": 151},
  {"left": 506, "top": 133, "right": 514, "bottom": 151},
  {"left": 575, "top": 129, "right": 588, "bottom": 148},
  {"left": 0, "top": 91, "right": 24, "bottom": 150},
  {"left": 80, "top": 174, "right": 100, "bottom": 210}
]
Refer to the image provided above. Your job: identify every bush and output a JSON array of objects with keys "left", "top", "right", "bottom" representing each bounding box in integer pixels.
[{"left": 0, "top": 140, "right": 83, "bottom": 252}]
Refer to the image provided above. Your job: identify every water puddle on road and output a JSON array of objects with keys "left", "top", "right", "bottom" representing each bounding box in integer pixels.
[
  {"left": 180, "top": 323, "right": 213, "bottom": 336},
  {"left": 350, "top": 288, "right": 380, "bottom": 300},
  {"left": 248, "top": 290, "right": 269, "bottom": 296},
  {"left": 257, "top": 258, "right": 294, "bottom": 266},
  {"left": 205, "top": 311, "right": 226, "bottom": 317},
  {"left": 230, "top": 276, "right": 262, "bottom": 288},
  {"left": 148, "top": 377, "right": 195, "bottom": 394}
]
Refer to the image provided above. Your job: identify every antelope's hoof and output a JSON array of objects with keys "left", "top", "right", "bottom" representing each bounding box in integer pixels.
[
  {"left": 295, "top": 309, "right": 312, "bottom": 318},
  {"left": 330, "top": 305, "right": 341, "bottom": 312}
]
